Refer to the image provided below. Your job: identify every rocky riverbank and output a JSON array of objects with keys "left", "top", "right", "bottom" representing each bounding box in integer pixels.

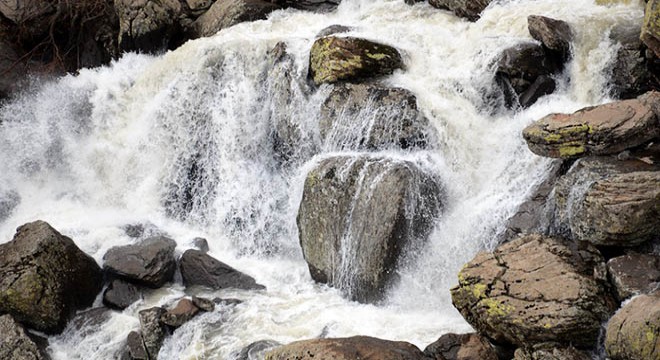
[{"left": 1, "top": 0, "right": 659, "bottom": 360}]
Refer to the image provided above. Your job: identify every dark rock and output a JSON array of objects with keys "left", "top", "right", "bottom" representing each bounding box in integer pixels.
[
  {"left": 192, "top": 296, "right": 215, "bottom": 312},
  {"left": 213, "top": 298, "right": 243, "bottom": 306},
  {"left": 513, "top": 344, "right": 591, "bottom": 360},
  {"left": 114, "top": 0, "right": 182, "bottom": 52},
  {"left": 69, "top": 307, "right": 112, "bottom": 333},
  {"left": 236, "top": 340, "right": 281, "bottom": 360},
  {"left": 297, "top": 155, "right": 442, "bottom": 303},
  {"left": 427, "top": 0, "right": 493, "bottom": 21},
  {"left": 0, "top": 189, "right": 20, "bottom": 221},
  {"left": 138, "top": 307, "right": 167, "bottom": 360},
  {"left": 103, "top": 236, "right": 177, "bottom": 288},
  {"left": 279, "top": 0, "right": 340, "bottom": 13},
  {"left": 522, "top": 91, "right": 660, "bottom": 158},
  {"left": 642, "top": 0, "right": 660, "bottom": 58},
  {"left": 423, "top": 333, "right": 497, "bottom": 360},
  {"left": 607, "top": 253, "right": 660, "bottom": 301},
  {"left": 0, "top": 314, "right": 50, "bottom": 360},
  {"left": 0, "top": 220, "right": 103, "bottom": 334},
  {"left": 608, "top": 24, "right": 657, "bottom": 99},
  {"left": 125, "top": 331, "right": 148, "bottom": 360},
  {"left": 103, "top": 279, "right": 142, "bottom": 310},
  {"left": 160, "top": 298, "right": 199, "bottom": 328},
  {"left": 527, "top": 16, "right": 573, "bottom": 57},
  {"left": 497, "top": 42, "right": 561, "bottom": 82},
  {"left": 316, "top": 25, "right": 352, "bottom": 38},
  {"left": 518, "top": 75, "right": 556, "bottom": 108},
  {"left": 451, "top": 234, "right": 614, "bottom": 348},
  {"left": 123, "top": 224, "right": 146, "bottom": 238},
  {"left": 179, "top": 249, "right": 265, "bottom": 290},
  {"left": 191, "top": 237, "right": 209, "bottom": 253},
  {"left": 190, "top": 0, "right": 281, "bottom": 38},
  {"left": 0, "top": 40, "right": 28, "bottom": 100},
  {"left": 265, "top": 336, "right": 426, "bottom": 360},
  {"left": 605, "top": 292, "right": 660, "bottom": 360},
  {"left": 319, "top": 83, "right": 432, "bottom": 150},
  {"left": 308, "top": 36, "right": 404, "bottom": 85}
]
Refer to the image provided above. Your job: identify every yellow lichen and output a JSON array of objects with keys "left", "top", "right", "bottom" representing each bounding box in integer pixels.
[
  {"left": 472, "top": 283, "right": 488, "bottom": 299},
  {"left": 480, "top": 298, "right": 513, "bottom": 317},
  {"left": 558, "top": 144, "right": 585, "bottom": 157}
]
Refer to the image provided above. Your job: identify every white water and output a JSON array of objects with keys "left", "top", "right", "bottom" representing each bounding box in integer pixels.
[{"left": 0, "top": 0, "right": 644, "bottom": 358}]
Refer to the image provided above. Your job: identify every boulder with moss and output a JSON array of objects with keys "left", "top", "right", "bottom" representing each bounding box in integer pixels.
[{"left": 605, "top": 292, "right": 660, "bottom": 360}]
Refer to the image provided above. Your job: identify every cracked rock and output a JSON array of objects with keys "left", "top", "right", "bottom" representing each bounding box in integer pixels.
[
  {"left": 605, "top": 292, "right": 660, "bottom": 360},
  {"left": 451, "top": 234, "right": 614, "bottom": 348}
]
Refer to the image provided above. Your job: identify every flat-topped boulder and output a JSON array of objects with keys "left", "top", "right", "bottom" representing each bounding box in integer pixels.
[
  {"left": 179, "top": 249, "right": 265, "bottom": 290},
  {"left": 103, "top": 236, "right": 177, "bottom": 288},
  {"left": 0, "top": 221, "right": 103, "bottom": 334},
  {"left": 605, "top": 292, "right": 660, "bottom": 360},
  {"left": 265, "top": 336, "right": 426, "bottom": 360},
  {"left": 309, "top": 36, "right": 403, "bottom": 85},
  {"left": 523, "top": 91, "right": 660, "bottom": 158},
  {"left": 451, "top": 234, "right": 613, "bottom": 348}
]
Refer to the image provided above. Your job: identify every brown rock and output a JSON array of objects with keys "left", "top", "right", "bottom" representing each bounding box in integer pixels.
[
  {"left": 607, "top": 254, "right": 660, "bottom": 301},
  {"left": 527, "top": 16, "right": 573, "bottom": 55},
  {"left": 160, "top": 298, "right": 200, "bottom": 328},
  {"left": 605, "top": 292, "right": 660, "bottom": 360},
  {"left": 190, "top": 0, "right": 280, "bottom": 38},
  {"left": 522, "top": 91, "right": 660, "bottom": 158},
  {"left": 513, "top": 344, "right": 591, "bottom": 360},
  {"left": 451, "top": 234, "right": 613, "bottom": 348},
  {"left": 265, "top": 336, "right": 426, "bottom": 360},
  {"left": 427, "top": 0, "right": 492, "bottom": 21},
  {"left": 423, "top": 333, "right": 497, "bottom": 360}
]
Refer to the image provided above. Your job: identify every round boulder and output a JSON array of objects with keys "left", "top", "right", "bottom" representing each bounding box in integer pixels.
[
  {"left": 450, "top": 234, "right": 614, "bottom": 348},
  {"left": 265, "top": 336, "right": 426, "bottom": 360},
  {"left": 103, "top": 236, "right": 177, "bottom": 288},
  {"left": 605, "top": 292, "right": 660, "bottom": 360},
  {"left": 0, "top": 220, "right": 103, "bottom": 334}
]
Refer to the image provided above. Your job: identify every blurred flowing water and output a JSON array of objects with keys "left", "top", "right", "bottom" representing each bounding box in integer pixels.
[{"left": 0, "top": 0, "right": 644, "bottom": 358}]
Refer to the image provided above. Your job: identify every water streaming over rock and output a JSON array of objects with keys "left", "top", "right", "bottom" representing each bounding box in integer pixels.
[{"left": 0, "top": 0, "right": 644, "bottom": 358}]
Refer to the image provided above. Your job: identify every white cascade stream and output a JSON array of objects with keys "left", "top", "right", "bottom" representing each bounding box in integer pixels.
[{"left": 0, "top": 0, "right": 645, "bottom": 358}]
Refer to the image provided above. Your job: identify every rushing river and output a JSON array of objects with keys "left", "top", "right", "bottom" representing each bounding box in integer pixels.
[{"left": 0, "top": 0, "right": 644, "bottom": 358}]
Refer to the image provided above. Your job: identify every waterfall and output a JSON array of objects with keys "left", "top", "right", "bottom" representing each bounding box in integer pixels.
[{"left": 0, "top": 0, "right": 644, "bottom": 358}]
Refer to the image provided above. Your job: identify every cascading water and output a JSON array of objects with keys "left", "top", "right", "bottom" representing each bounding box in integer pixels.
[{"left": 0, "top": 0, "right": 645, "bottom": 358}]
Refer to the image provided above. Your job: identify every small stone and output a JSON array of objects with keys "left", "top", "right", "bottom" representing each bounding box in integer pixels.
[
  {"left": 192, "top": 237, "right": 209, "bottom": 253},
  {"left": 160, "top": 298, "right": 199, "bottom": 328},
  {"left": 192, "top": 296, "right": 215, "bottom": 312}
]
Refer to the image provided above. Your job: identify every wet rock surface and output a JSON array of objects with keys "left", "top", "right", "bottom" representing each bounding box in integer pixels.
[
  {"left": 0, "top": 220, "right": 103, "bottom": 334},
  {"left": 0, "top": 314, "right": 50, "bottom": 360},
  {"left": 605, "top": 292, "right": 660, "bottom": 360},
  {"left": 428, "top": 0, "right": 493, "bottom": 21},
  {"left": 265, "top": 336, "right": 426, "bottom": 360},
  {"left": 423, "top": 333, "right": 497, "bottom": 360},
  {"left": 160, "top": 298, "right": 200, "bottom": 328},
  {"left": 124, "top": 330, "right": 148, "bottom": 360},
  {"left": 114, "top": 0, "right": 182, "bottom": 52},
  {"left": 642, "top": 0, "right": 660, "bottom": 58},
  {"left": 103, "top": 236, "right": 177, "bottom": 288},
  {"left": 103, "top": 279, "right": 142, "bottom": 310},
  {"left": 179, "top": 249, "right": 265, "bottom": 290},
  {"left": 607, "top": 253, "right": 660, "bottom": 301},
  {"left": 451, "top": 234, "right": 613, "bottom": 348},
  {"left": 528, "top": 16, "right": 573, "bottom": 58},
  {"left": 298, "top": 155, "right": 442, "bottom": 303},
  {"left": 138, "top": 307, "right": 168, "bottom": 360},
  {"left": 191, "top": 0, "right": 280, "bottom": 38}
]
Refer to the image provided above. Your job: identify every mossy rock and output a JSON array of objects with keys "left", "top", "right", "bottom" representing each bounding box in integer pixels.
[{"left": 605, "top": 292, "right": 660, "bottom": 360}]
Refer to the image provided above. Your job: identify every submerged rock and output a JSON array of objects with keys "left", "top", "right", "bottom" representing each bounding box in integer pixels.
[
  {"left": 423, "top": 333, "right": 497, "bottom": 360},
  {"left": 642, "top": 0, "right": 660, "bottom": 58},
  {"left": 160, "top": 298, "right": 199, "bottom": 328},
  {"left": 103, "top": 279, "right": 142, "bottom": 310},
  {"left": 265, "top": 336, "right": 426, "bottom": 360},
  {"left": 192, "top": 296, "right": 215, "bottom": 312},
  {"left": 523, "top": 91, "right": 660, "bottom": 158},
  {"left": 0, "top": 220, "right": 103, "bottom": 334},
  {"left": 428, "top": 0, "right": 493, "bottom": 21},
  {"left": 297, "top": 155, "right": 442, "bottom": 303},
  {"left": 191, "top": 0, "right": 281, "bottom": 38},
  {"left": 320, "top": 83, "right": 432, "bottom": 150},
  {"left": 605, "top": 292, "right": 660, "bottom": 360},
  {"left": 308, "top": 36, "right": 404, "bottom": 85},
  {"left": 236, "top": 340, "right": 281, "bottom": 360},
  {"left": 607, "top": 254, "right": 660, "bottom": 301},
  {"left": 451, "top": 234, "right": 613, "bottom": 348},
  {"left": 0, "top": 314, "right": 50, "bottom": 360},
  {"left": 179, "top": 249, "right": 265, "bottom": 290},
  {"left": 103, "top": 236, "right": 177, "bottom": 288}
]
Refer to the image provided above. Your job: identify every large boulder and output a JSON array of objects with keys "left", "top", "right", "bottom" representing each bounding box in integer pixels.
[
  {"left": 0, "top": 220, "right": 103, "bottom": 334},
  {"left": 319, "top": 83, "right": 432, "bottom": 150},
  {"left": 308, "top": 36, "right": 403, "bottom": 85},
  {"left": 190, "top": 0, "right": 280, "bottom": 38},
  {"left": 423, "top": 333, "right": 497, "bottom": 360},
  {"left": 527, "top": 16, "right": 573, "bottom": 59},
  {"left": 114, "top": 0, "right": 182, "bottom": 52},
  {"left": 103, "top": 236, "right": 177, "bottom": 288},
  {"left": 451, "top": 234, "right": 613, "bottom": 348},
  {"left": 265, "top": 336, "right": 426, "bottom": 360},
  {"left": 522, "top": 91, "right": 660, "bottom": 158},
  {"left": 428, "top": 0, "right": 493, "bottom": 21},
  {"left": 297, "top": 155, "right": 442, "bottom": 303},
  {"left": 607, "top": 254, "right": 660, "bottom": 301},
  {"left": 605, "top": 292, "right": 660, "bottom": 360},
  {"left": 642, "top": 0, "right": 660, "bottom": 58},
  {"left": 0, "top": 314, "right": 50, "bottom": 360},
  {"left": 138, "top": 307, "right": 167, "bottom": 360},
  {"left": 179, "top": 249, "right": 265, "bottom": 290},
  {"left": 547, "top": 156, "right": 660, "bottom": 246}
]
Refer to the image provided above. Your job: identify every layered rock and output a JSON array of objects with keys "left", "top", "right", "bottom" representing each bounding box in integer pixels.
[
  {"left": 114, "top": 0, "right": 182, "bottom": 52},
  {"left": 522, "top": 91, "right": 660, "bottom": 158},
  {"left": 297, "top": 156, "right": 442, "bottom": 303},
  {"left": 308, "top": 36, "right": 403, "bottom": 85},
  {"left": 0, "top": 220, "right": 103, "bottom": 333},
  {"left": 320, "top": 83, "right": 431, "bottom": 150},
  {"left": 265, "top": 336, "right": 426, "bottom": 360},
  {"left": 423, "top": 333, "right": 497, "bottom": 360},
  {"left": 190, "top": 0, "right": 280, "bottom": 38},
  {"left": 428, "top": 0, "right": 492, "bottom": 21},
  {"left": 103, "top": 236, "right": 177, "bottom": 288},
  {"left": 642, "top": 0, "right": 660, "bottom": 58},
  {"left": 179, "top": 249, "right": 265, "bottom": 290},
  {"left": 605, "top": 292, "right": 660, "bottom": 360},
  {"left": 607, "top": 254, "right": 660, "bottom": 301},
  {"left": 0, "top": 314, "right": 50, "bottom": 360},
  {"left": 451, "top": 234, "right": 613, "bottom": 348}
]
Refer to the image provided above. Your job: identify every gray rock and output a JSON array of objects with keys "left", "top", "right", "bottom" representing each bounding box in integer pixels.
[
  {"left": 497, "top": 42, "right": 561, "bottom": 82},
  {"left": 423, "top": 333, "right": 497, "bottom": 360},
  {"left": 0, "top": 40, "right": 27, "bottom": 99},
  {"left": 513, "top": 344, "right": 591, "bottom": 360},
  {"left": 125, "top": 331, "right": 148, "bottom": 360},
  {"left": 605, "top": 292, "right": 660, "bottom": 360},
  {"left": 319, "top": 83, "right": 432, "bottom": 151},
  {"left": 179, "top": 249, "right": 265, "bottom": 290},
  {"left": 316, "top": 25, "right": 352, "bottom": 38},
  {"left": 527, "top": 16, "right": 573, "bottom": 56},
  {"left": 297, "top": 155, "right": 442, "bottom": 303},
  {"left": 280, "top": 0, "right": 340, "bottom": 13},
  {"left": 0, "top": 220, "right": 103, "bottom": 334},
  {"left": 114, "top": 0, "right": 182, "bottom": 52},
  {"left": 103, "top": 236, "right": 177, "bottom": 288},
  {"left": 0, "top": 0, "right": 54, "bottom": 24},
  {"left": 192, "top": 296, "right": 215, "bottom": 312},
  {"left": 0, "top": 189, "right": 20, "bottom": 221},
  {"left": 103, "top": 279, "right": 142, "bottom": 310},
  {"left": 190, "top": 0, "right": 280, "bottom": 38},
  {"left": 138, "top": 307, "right": 167, "bottom": 360},
  {"left": 191, "top": 237, "right": 209, "bottom": 253},
  {"left": 236, "top": 339, "right": 281, "bottom": 360},
  {"left": 0, "top": 314, "right": 50, "bottom": 360},
  {"left": 427, "top": 0, "right": 493, "bottom": 21},
  {"left": 607, "top": 254, "right": 660, "bottom": 301},
  {"left": 451, "top": 234, "right": 614, "bottom": 348}
]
